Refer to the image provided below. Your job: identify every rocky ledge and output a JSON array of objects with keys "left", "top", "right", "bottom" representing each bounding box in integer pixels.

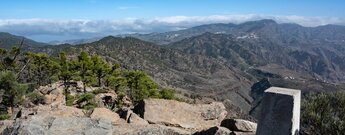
[{"left": 0, "top": 82, "right": 257, "bottom": 135}]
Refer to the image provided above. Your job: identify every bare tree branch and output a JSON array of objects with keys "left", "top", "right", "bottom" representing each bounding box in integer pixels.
[{"left": 12, "top": 38, "right": 25, "bottom": 62}]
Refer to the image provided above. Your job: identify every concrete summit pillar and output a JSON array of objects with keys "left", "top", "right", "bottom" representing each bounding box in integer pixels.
[{"left": 256, "top": 87, "right": 301, "bottom": 135}]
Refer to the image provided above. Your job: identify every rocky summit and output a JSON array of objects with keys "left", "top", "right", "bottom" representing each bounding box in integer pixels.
[{"left": 0, "top": 82, "right": 257, "bottom": 135}]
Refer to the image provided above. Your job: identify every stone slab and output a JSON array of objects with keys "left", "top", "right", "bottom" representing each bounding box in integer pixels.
[{"left": 256, "top": 87, "right": 301, "bottom": 135}]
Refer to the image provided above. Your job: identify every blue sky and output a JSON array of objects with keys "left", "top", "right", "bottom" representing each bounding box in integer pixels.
[
  {"left": 0, "top": 0, "right": 345, "bottom": 42},
  {"left": 1, "top": 0, "right": 345, "bottom": 19}
]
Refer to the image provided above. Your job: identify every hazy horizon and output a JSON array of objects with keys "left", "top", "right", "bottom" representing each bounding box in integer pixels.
[{"left": 1, "top": 0, "right": 345, "bottom": 42}]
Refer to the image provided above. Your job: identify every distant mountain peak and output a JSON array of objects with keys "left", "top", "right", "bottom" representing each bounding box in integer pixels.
[
  {"left": 245, "top": 19, "right": 277, "bottom": 25},
  {"left": 239, "top": 19, "right": 278, "bottom": 27},
  {"left": 256, "top": 19, "right": 277, "bottom": 24}
]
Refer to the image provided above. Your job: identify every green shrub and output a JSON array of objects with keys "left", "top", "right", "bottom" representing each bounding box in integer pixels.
[
  {"left": 26, "top": 92, "right": 44, "bottom": 105},
  {"left": 76, "top": 93, "right": 95, "bottom": 103},
  {"left": 115, "top": 92, "right": 126, "bottom": 108},
  {"left": 83, "top": 101, "right": 97, "bottom": 110},
  {"left": 0, "top": 114, "right": 10, "bottom": 120},
  {"left": 159, "top": 88, "right": 176, "bottom": 100},
  {"left": 92, "top": 89, "right": 106, "bottom": 95},
  {"left": 66, "top": 94, "right": 75, "bottom": 106},
  {"left": 76, "top": 93, "right": 96, "bottom": 110},
  {"left": 301, "top": 92, "right": 345, "bottom": 135}
]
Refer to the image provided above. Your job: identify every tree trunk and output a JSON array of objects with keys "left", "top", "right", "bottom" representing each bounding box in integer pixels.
[
  {"left": 9, "top": 95, "right": 14, "bottom": 115},
  {"left": 64, "top": 79, "right": 68, "bottom": 105},
  {"left": 83, "top": 81, "right": 86, "bottom": 93},
  {"left": 98, "top": 76, "right": 101, "bottom": 87}
]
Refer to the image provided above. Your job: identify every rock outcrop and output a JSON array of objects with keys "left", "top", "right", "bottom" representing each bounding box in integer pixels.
[
  {"left": 2, "top": 105, "right": 114, "bottom": 135},
  {"left": 113, "top": 124, "right": 193, "bottom": 135},
  {"left": 94, "top": 90, "right": 117, "bottom": 108},
  {"left": 1, "top": 79, "right": 258, "bottom": 135},
  {"left": 17, "top": 104, "right": 85, "bottom": 119},
  {"left": 1, "top": 101, "right": 257, "bottom": 135},
  {"left": 4, "top": 116, "right": 113, "bottom": 135},
  {"left": 134, "top": 99, "right": 227, "bottom": 130},
  {"left": 37, "top": 81, "right": 66, "bottom": 106}
]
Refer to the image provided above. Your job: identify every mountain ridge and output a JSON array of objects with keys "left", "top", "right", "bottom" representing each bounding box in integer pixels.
[
  {"left": 128, "top": 19, "right": 345, "bottom": 46},
  {"left": 1, "top": 19, "right": 345, "bottom": 114},
  {"left": 0, "top": 32, "right": 49, "bottom": 50},
  {"left": 31, "top": 35, "right": 255, "bottom": 112}
]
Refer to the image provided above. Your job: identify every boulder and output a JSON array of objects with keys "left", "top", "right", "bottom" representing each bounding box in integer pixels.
[
  {"left": 19, "top": 107, "right": 37, "bottom": 119},
  {"left": 90, "top": 108, "right": 123, "bottom": 125},
  {"left": 223, "top": 100, "right": 256, "bottom": 121},
  {"left": 3, "top": 116, "right": 113, "bottom": 135},
  {"left": 43, "top": 94, "right": 54, "bottom": 104},
  {"left": 194, "top": 126, "right": 232, "bottom": 135},
  {"left": 2, "top": 105, "right": 113, "bottom": 135},
  {"left": 43, "top": 94, "right": 65, "bottom": 106},
  {"left": 134, "top": 99, "right": 227, "bottom": 130},
  {"left": 127, "top": 112, "right": 149, "bottom": 125},
  {"left": 36, "top": 82, "right": 65, "bottom": 106},
  {"left": 117, "top": 108, "right": 148, "bottom": 125},
  {"left": 112, "top": 124, "right": 192, "bottom": 135},
  {"left": 38, "top": 105, "right": 85, "bottom": 117},
  {"left": 0, "top": 120, "right": 14, "bottom": 134},
  {"left": 221, "top": 119, "right": 257, "bottom": 132},
  {"left": 16, "top": 104, "right": 85, "bottom": 119}
]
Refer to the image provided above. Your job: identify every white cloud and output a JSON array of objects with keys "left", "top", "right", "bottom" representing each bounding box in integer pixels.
[{"left": 0, "top": 15, "right": 344, "bottom": 42}]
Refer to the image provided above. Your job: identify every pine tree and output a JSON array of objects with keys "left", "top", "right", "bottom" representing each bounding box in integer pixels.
[
  {"left": 125, "top": 70, "right": 159, "bottom": 103},
  {"left": 0, "top": 47, "right": 20, "bottom": 71},
  {"left": 58, "top": 52, "right": 73, "bottom": 104},
  {"left": 91, "top": 55, "right": 110, "bottom": 87},
  {"left": 105, "top": 69, "right": 127, "bottom": 93},
  {"left": 75, "top": 51, "right": 93, "bottom": 93},
  {"left": 0, "top": 71, "right": 27, "bottom": 113},
  {"left": 26, "top": 53, "right": 60, "bottom": 86}
]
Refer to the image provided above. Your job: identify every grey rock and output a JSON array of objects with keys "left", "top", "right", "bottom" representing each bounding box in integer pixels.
[
  {"left": 128, "top": 113, "right": 149, "bottom": 125},
  {"left": 220, "top": 119, "right": 257, "bottom": 132},
  {"left": 113, "top": 124, "right": 192, "bottom": 135},
  {"left": 0, "top": 120, "right": 14, "bottom": 135},
  {"left": 90, "top": 108, "right": 123, "bottom": 125},
  {"left": 3, "top": 113, "right": 113, "bottom": 135},
  {"left": 193, "top": 126, "right": 231, "bottom": 135},
  {"left": 134, "top": 99, "right": 227, "bottom": 130}
]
